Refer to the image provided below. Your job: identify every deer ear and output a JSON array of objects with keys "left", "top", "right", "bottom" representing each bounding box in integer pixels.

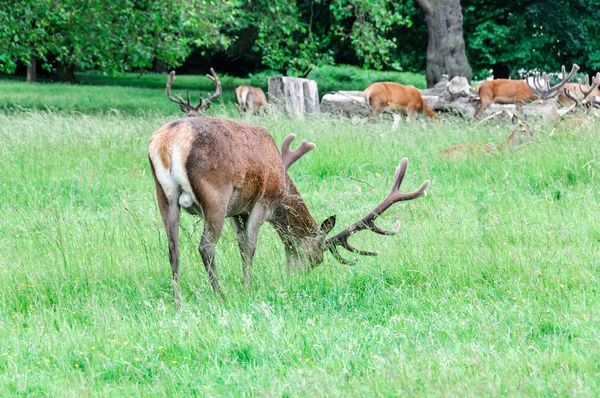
[
  {"left": 512, "top": 114, "right": 518, "bottom": 125},
  {"left": 320, "top": 215, "right": 336, "bottom": 235}
]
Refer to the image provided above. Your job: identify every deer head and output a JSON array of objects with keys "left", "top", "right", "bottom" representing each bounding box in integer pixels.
[
  {"left": 166, "top": 68, "right": 222, "bottom": 116},
  {"left": 275, "top": 136, "right": 430, "bottom": 269}
]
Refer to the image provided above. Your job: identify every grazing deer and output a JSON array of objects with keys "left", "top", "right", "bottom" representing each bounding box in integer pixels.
[
  {"left": 150, "top": 69, "right": 430, "bottom": 305},
  {"left": 363, "top": 82, "right": 440, "bottom": 122},
  {"left": 235, "top": 85, "right": 267, "bottom": 115},
  {"left": 439, "top": 114, "right": 533, "bottom": 160},
  {"left": 474, "top": 64, "right": 580, "bottom": 119}
]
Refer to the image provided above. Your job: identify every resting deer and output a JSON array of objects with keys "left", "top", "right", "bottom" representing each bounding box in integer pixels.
[
  {"left": 561, "top": 73, "right": 600, "bottom": 114},
  {"left": 439, "top": 114, "right": 533, "bottom": 160},
  {"left": 150, "top": 69, "right": 430, "bottom": 305},
  {"left": 235, "top": 85, "right": 267, "bottom": 115},
  {"left": 559, "top": 73, "right": 600, "bottom": 107},
  {"left": 475, "top": 64, "right": 580, "bottom": 119},
  {"left": 363, "top": 82, "right": 440, "bottom": 122}
]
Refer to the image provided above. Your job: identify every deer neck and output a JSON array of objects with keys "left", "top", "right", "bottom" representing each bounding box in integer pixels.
[{"left": 269, "top": 174, "right": 319, "bottom": 261}]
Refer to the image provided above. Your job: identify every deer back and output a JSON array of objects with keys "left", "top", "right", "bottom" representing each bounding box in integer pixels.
[
  {"left": 236, "top": 85, "right": 268, "bottom": 108},
  {"left": 476, "top": 80, "right": 536, "bottom": 104},
  {"left": 363, "top": 82, "right": 423, "bottom": 110},
  {"left": 149, "top": 117, "right": 287, "bottom": 216}
]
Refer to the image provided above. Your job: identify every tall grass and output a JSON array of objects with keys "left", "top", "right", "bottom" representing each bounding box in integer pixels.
[{"left": 0, "top": 100, "right": 599, "bottom": 395}]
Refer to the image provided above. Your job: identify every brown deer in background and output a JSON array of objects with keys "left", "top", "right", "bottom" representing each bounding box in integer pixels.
[
  {"left": 560, "top": 73, "right": 600, "bottom": 111},
  {"left": 150, "top": 69, "right": 430, "bottom": 305},
  {"left": 235, "top": 85, "right": 267, "bottom": 115},
  {"left": 439, "top": 114, "right": 533, "bottom": 160},
  {"left": 363, "top": 82, "right": 440, "bottom": 121},
  {"left": 474, "top": 64, "right": 580, "bottom": 119}
]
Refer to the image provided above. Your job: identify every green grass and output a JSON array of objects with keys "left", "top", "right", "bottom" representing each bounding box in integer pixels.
[
  {"left": 1, "top": 87, "right": 600, "bottom": 395},
  {"left": 0, "top": 65, "right": 425, "bottom": 115}
]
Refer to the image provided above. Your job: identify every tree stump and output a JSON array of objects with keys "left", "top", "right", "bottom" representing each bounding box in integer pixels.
[
  {"left": 268, "top": 77, "right": 320, "bottom": 116},
  {"left": 320, "top": 91, "right": 369, "bottom": 117}
]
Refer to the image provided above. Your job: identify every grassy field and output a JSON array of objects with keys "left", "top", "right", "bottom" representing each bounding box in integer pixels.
[
  {"left": 0, "top": 65, "right": 425, "bottom": 115},
  {"left": 1, "top": 86, "right": 600, "bottom": 396}
]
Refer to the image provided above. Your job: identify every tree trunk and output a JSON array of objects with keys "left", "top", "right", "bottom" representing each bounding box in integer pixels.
[
  {"left": 415, "top": 0, "right": 472, "bottom": 88},
  {"left": 55, "top": 63, "right": 77, "bottom": 83},
  {"left": 27, "top": 55, "right": 37, "bottom": 83}
]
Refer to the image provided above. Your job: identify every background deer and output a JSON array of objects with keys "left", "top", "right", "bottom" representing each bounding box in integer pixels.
[
  {"left": 150, "top": 70, "right": 430, "bottom": 305},
  {"left": 363, "top": 82, "right": 440, "bottom": 122},
  {"left": 558, "top": 73, "right": 600, "bottom": 107},
  {"left": 439, "top": 114, "right": 533, "bottom": 160},
  {"left": 560, "top": 73, "right": 600, "bottom": 114},
  {"left": 235, "top": 85, "right": 267, "bottom": 115},
  {"left": 474, "top": 64, "right": 579, "bottom": 119}
]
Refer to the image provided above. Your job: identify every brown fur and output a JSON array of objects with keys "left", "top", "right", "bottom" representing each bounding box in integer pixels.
[
  {"left": 235, "top": 85, "right": 267, "bottom": 114},
  {"left": 558, "top": 83, "right": 600, "bottom": 107},
  {"left": 363, "top": 82, "right": 439, "bottom": 121},
  {"left": 475, "top": 80, "right": 537, "bottom": 118},
  {"left": 149, "top": 117, "right": 334, "bottom": 303}
]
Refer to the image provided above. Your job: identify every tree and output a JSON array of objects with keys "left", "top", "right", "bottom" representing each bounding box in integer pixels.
[
  {"left": 226, "top": 0, "right": 411, "bottom": 76},
  {"left": 463, "top": 0, "right": 600, "bottom": 79},
  {"left": 0, "top": 0, "right": 234, "bottom": 82},
  {"left": 414, "top": 0, "right": 472, "bottom": 87}
]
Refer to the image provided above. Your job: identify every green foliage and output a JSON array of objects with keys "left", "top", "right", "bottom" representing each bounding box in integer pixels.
[
  {"left": 329, "top": 0, "right": 411, "bottom": 70},
  {"left": 0, "top": 0, "right": 234, "bottom": 76},
  {"left": 307, "top": 64, "right": 426, "bottom": 92},
  {"left": 231, "top": 0, "right": 411, "bottom": 76},
  {"left": 1, "top": 101, "right": 600, "bottom": 394},
  {"left": 463, "top": 0, "right": 600, "bottom": 78}
]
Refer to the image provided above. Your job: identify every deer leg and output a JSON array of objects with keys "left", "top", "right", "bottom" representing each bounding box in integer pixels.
[
  {"left": 475, "top": 98, "right": 492, "bottom": 119},
  {"left": 198, "top": 209, "right": 227, "bottom": 298},
  {"left": 165, "top": 203, "right": 181, "bottom": 306},
  {"left": 230, "top": 206, "right": 268, "bottom": 290},
  {"left": 152, "top": 170, "right": 182, "bottom": 308},
  {"left": 407, "top": 104, "right": 419, "bottom": 121},
  {"left": 368, "top": 105, "right": 384, "bottom": 123}
]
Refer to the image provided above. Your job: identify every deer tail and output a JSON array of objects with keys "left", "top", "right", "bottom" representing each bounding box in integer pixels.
[{"left": 422, "top": 99, "right": 440, "bottom": 121}]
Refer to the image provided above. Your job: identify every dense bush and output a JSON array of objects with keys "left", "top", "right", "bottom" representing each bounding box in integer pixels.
[{"left": 307, "top": 64, "right": 427, "bottom": 92}]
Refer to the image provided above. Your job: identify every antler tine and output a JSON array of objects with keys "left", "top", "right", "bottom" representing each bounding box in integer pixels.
[
  {"left": 580, "top": 72, "right": 600, "bottom": 98},
  {"left": 166, "top": 69, "right": 222, "bottom": 116},
  {"left": 526, "top": 71, "right": 545, "bottom": 97},
  {"left": 281, "top": 134, "right": 316, "bottom": 172},
  {"left": 545, "top": 64, "right": 580, "bottom": 98},
  {"left": 564, "top": 87, "right": 583, "bottom": 105},
  {"left": 325, "top": 158, "right": 429, "bottom": 264},
  {"left": 204, "top": 68, "right": 222, "bottom": 104},
  {"left": 166, "top": 71, "right": 187, "bottom": 107},
  {"left": 329, "top": 246, "right": 358, "bottom": 265}
]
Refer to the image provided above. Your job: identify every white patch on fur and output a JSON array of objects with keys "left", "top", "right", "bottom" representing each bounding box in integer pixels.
[
  {"left": 236, "top": 86, "right": 249, "bottom": 107},
  {"left": 149, "top": 139, "right": 199, "bottom": 209},
  {"left": 179, "top": 192, "right": 194, "bottom": 208}
]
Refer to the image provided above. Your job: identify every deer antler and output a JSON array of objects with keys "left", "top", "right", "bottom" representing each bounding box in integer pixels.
[
  {"left": 526, "top": 64, "right": 580, "bottom": 99},
  {"left": 565, "top": 73, "right": 600, "bottom": 109},
  {"left": 281, "top": 134, "right": 316, "bottom": 171},
  {"left": 325, "top": 158, "right": 430, "bottom": 264},
  {"left": 166, "top": 68, "right": 222, "bottom": 116}
]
